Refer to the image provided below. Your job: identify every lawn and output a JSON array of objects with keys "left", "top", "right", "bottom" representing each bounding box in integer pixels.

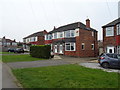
[
  {"left": 12, "top": 64, "right": 119, "bottom": 88},
  {"left": 2, "top": 54, "right": 46, "bottom": 63}
]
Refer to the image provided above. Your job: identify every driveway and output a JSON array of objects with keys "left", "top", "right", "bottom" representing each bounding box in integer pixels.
[
  {"left": 80, "top": 62, "right": 120, "bottom": 73},
  {"left": 7, "top": 60, "right": 69, "bottom": 69}
]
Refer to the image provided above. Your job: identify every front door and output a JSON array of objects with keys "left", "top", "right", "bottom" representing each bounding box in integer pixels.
[
  {"left": 54, "top": 45, "right": 57, "bottom": 53},
  {"left": 59, "top": 44, "right": 63, "bottom": 54},
  {"left": 107, "top": 46, "right": 114, "bottom": 53}
]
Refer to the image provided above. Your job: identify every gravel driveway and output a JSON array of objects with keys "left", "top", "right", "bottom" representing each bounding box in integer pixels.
[{"left": 80, "top": 62, "right": 120, "bottom": 73}]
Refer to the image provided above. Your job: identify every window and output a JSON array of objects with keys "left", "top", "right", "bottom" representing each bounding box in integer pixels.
[
  {"left": 106, "top": 27, "right": 114, "bottom": 36},
  {"left": 65, "top": 43, "right": 75, "bottom": 51},
  {"left": 92, "top": 31, "right": 94, "bottom": 36},
  {"left": 46, "top": 34, "right": 52, "bottom": 40},
  {"left": 65, "top": 30, "right": 75, "bottom": 38},
  {"left": 71, "top": 30, "right": 75, "bottom": 37},
  {"left": 82, "top": 43, "right": 85, "bottom": 50},
  {"left": 65, "top": 31, "right": 70, "bottom": 37},
  {"left": 58, "top": 32, "right": 63, "bottom": 38},
  {"left": 54, "top": 33, "right": 57, "bottom": 39},
  {"left": 117, "top": 23, "right": 120, "bottom": 35},
  {"left": 91, "top": 44, "right": 94, "bottom": 50}
]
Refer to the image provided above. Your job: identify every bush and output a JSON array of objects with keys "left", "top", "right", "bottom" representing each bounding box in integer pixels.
[{"left": 30, "top": 45, "right": 51, "bottom": 59}]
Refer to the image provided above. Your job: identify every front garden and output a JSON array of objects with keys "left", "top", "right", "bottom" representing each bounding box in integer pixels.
[{"left": 12, "top": 64, "right": 119, "bottom": 88}]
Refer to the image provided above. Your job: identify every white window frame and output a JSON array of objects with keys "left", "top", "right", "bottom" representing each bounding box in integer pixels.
[
  {"left": 106, "top": 27, "right": 114, "bottom": 37},
  {"left": 117, "top": 23, "right": 120, "bottom": 35},
  {"left": 65, "top": 43, "right": 76, "bottom": 51},
  {"left": 92, "top": 31, "right": 94, "bottom": 36},
  {"left": 91, "top": 44, "right": 94, "bottom": 50},
  {"left": 65, "top": 30, "right": 75, "bottom": 38},
  {"left": 82, "top": 43, "right": 85, "bottom": 50}
]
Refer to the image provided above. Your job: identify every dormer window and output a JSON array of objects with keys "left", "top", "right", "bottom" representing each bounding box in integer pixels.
[{"left": 106, "top": 27, "right": 114, "bottom": 37}]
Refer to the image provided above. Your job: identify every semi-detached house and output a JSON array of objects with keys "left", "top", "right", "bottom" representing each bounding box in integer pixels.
[
  {"left": 102, "top": 18, "right": 120, "bottom": 54},
  {"left": 45, "top": 19, "right": 98, "bottom": 57}
]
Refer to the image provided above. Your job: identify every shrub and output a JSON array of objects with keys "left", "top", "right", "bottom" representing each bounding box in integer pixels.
[{"left": 30, "top": 45, "right": 51, "bottom": 59}]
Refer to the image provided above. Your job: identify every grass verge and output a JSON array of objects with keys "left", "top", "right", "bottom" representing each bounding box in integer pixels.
[
  {"left": 12, "top": 64, "right": 119, "bottom": 88},
  {"left": 2, "top": 54, "right": 46, "bottom": 63}
]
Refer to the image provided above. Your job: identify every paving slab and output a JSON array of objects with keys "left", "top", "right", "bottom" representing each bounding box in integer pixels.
[{"left": 2, "top": 63, "right": 22, "bottom": 88}]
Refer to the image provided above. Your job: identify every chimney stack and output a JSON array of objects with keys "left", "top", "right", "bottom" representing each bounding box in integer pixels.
[{"left": 86, "top": 19, "right": 90, "bottom": 28}]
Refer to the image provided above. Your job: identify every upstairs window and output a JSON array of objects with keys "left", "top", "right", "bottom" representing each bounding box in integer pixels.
[
  {"left": 58, "top": 32, "right": 63, "bottom": 38},
  {"left": 117, "top": 23, "right": 120, "bottom": 35},
  {"left": 65, "top": 30, "right": 75, "bottom": 38},
  {"left": 54, "top": 33, "right": 57, "bottom": 39},
  {"left": 106, "top": 27, "right": 114, "bottom": 37},
  {"left": 82, "top": 43, "right": 85, "bottom": 50},
  {"left": 91, "top": 44, "right": 94, "bottom": 50},
  {"left": 46, "top": 34, "right": 52, "bottom": 40}
]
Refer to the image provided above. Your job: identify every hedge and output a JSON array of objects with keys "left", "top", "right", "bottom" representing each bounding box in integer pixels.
[{"left": 30, "top": 45, "right": 51, "bottom": 59}]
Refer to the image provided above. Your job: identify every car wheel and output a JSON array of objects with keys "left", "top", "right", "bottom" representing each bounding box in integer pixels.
[{"left": 102, "top": 63, "right": 109, "bottom": 69}]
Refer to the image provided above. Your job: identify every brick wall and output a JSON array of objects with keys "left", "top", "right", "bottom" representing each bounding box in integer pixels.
[{"left": 103, "top": 26, "right": 116, "bottom": 52}]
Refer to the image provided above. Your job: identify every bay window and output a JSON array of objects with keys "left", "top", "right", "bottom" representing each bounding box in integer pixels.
[{"left": 65, "top": 43, "right": 75, "bottom": 51}]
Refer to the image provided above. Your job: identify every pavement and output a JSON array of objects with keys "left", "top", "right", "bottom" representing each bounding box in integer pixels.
[{"left": 2, "top": 63, "right": 22, "bottom": 88}]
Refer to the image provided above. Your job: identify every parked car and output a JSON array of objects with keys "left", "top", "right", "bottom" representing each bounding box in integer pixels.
[
  {"left": 8, "top": 48, "right": 16, "bottom": 53},
  {"left": 8, "top": 48, "right": 24, "bottom": 53},
  {"left": 15, "top": 48, "right": 24, "bottom": 53},
  {"left": 98, "top": 53, "right": 120, "bottom": 68}
]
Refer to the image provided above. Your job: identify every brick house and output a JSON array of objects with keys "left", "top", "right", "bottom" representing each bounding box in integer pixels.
[
  {"left": 45, "top": 19, "right": 98, "bottom": 57},
  {"left": 102, "top": 18, "right": 120, "bottom": 54},
  {"left": 23, "top": 30, "right": 47, "bottom": 50},
  {"left": 0, "top": 36, "right": 18, "bottom": 51}
]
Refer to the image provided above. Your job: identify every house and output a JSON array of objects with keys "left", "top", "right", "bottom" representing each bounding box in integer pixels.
[
  {"left": 1, "top": 36, "right": 18, "bottom": 51},
  {"left": 45, "top": 19, "right": 98, "bottom": 57},
  {"left": 98, "top": 40, "right": 103, "bottom": 55},
  {"left": 102, "top": 18, "right": 120, "bottom": 54},
  {"left": 23, "top": 30, "right": 47, "bottom": 50}
]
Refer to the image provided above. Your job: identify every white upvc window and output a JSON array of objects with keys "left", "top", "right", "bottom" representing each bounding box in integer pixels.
[
  {"left": 45, "top": 34, "right": 52, "bottom": 40},
  {"left": 12, "top": 42, "right": 17, "bottom": 46},
  {"left": 91, "top": 44, "right": 94, "bottom": 50},
  {"left": 54, "top": 33, "right": 57, "bottom": 39},
  {"left": 117, "top": 46, "right": 120, "bottom": 54},
  {"left": 58, "top": 32, "right": 63, "bottom": 38},
  {"left": 65, "top": 30, "right": 75, "bottom": 38},
  {"left": 7, "top": 42, "right": 10, "bottom": 46},
  {"left": 117, "top": 23, "right": 120, "bottom": 35},
  {"left": 81, "top": 43, "right": 85, "bottom": 50},
  {"left": 65, "top": 43, "right": 75, "bottom": 51},
  {"left": 106, "top": 27, "right": 114, "bottom": 36},
  {"left": 92, "top": 31, "right": 94, "bottom": 36}
]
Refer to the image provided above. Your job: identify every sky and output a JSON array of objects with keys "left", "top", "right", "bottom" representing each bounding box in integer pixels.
[{"left": 0, "top": 0, "right": 119, "bottom": 42}]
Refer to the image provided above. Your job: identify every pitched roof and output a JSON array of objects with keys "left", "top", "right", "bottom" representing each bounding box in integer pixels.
[
  {"left": 102, "top": 18, "right": 120, "bottom": 28},
  {"left": 23, "top": 31, "right": 45, "bottom": 39},
  {"left": 49, "top": 22, "right": 97, "bottom": 33}
]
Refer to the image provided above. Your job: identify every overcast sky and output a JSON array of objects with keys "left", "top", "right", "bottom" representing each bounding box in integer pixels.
[{"left": 0, "top": 0, "right": 119, "bottom": 42}]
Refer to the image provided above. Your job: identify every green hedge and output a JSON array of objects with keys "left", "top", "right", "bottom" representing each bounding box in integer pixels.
[{"left": 30, "top": 45, "right": 51, "bottom": 59}]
